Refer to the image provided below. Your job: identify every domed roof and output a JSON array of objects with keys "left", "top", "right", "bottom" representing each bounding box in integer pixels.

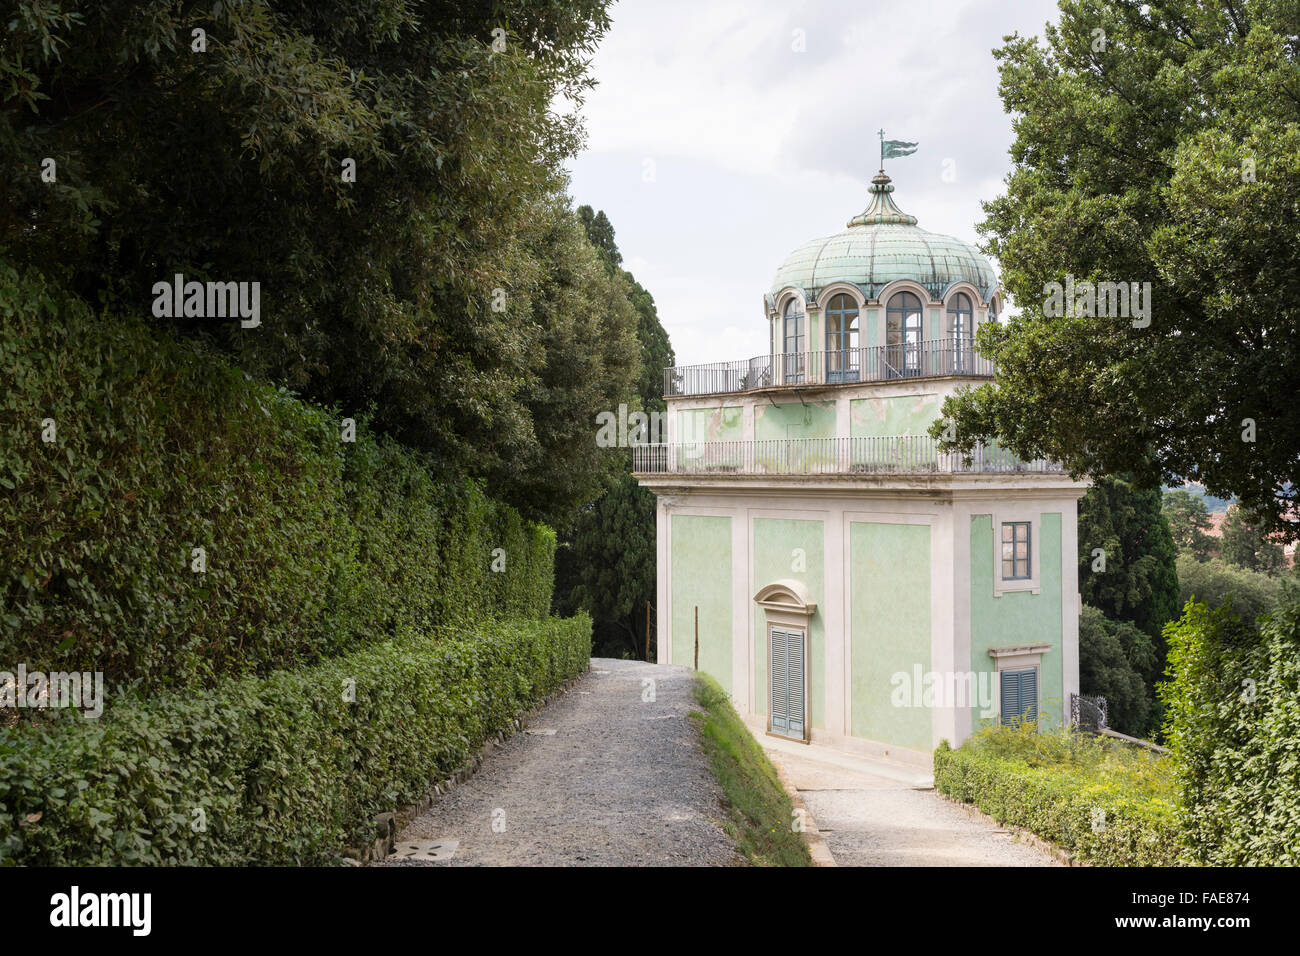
[{"left": 770, "top": 172, "right": 997, "bottom": 303}]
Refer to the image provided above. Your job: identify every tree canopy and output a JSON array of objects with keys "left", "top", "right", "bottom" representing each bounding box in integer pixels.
[
  {"left": 1219, "top": 504, "right": 1288, "bottom": 573},
  {"left": 1162, "top": 489, "right": 1215, "bottom": 560},
  {"left": 1079, "top": 475, "right": 1180, "bottom": 641},
  {"left": 2, "top": 0, "right": 633, "bottom": 525},
  {"left": 935, "top": 0, "right": 1300, "bottom": 539},
  {"left": 554, "top": 206, "right": 673, "bottom": 658},
  {"left": 1078, "top": 605, "right": 1158, "bottom": 736}
]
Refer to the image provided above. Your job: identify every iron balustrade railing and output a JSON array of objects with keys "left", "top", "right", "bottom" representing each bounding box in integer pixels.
[
  {"left": 663, "top": 338, "right": 993, "bottom": 397},
  {"left": 631, "top": 437, "right": 1064, "bottom": 476}
]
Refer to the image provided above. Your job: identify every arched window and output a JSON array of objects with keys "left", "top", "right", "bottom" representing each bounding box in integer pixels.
[
  {"left": 947, "top": 292, "right": 972, "bottom": 372},
  {"left": 782, "top": 298, "right": 805, "bottom": 383},
  {"left": 825, "top": 292, "right": 860, "bottom": 382},
  {"left": 886, "top": 291, "right": 924, "bottom": 376}
]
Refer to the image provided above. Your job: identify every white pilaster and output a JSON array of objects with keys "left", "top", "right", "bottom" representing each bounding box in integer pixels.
[
  {"left": 1062, "top": 496, "right": 1082, "bottom": 712},
  {"left": 657, "top": 498, "right": 671, "bottom": 664},
  {"left": 824, "top": 500, "right": 846, "bottom": 738},
  {"left": 930, "top": 501, "right": 959, "bottom": 748},
  {"left": 732, "top": 504, "right": 749, "bottom": 705}
]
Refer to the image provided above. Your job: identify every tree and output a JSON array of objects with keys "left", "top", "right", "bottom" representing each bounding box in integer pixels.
[
  {"left": 553, "top": 207, "right": 675, "bottom": 658},
  {"left": 0, "top": 0, "right": 624, "bottom": 527},
  {"left": 934, "top": 1, "right": 1300, "bottom": 540},
  {"left": 576, "top": 204, "right": 676, "bottom": 413},
  {"left": 484, "top": 200, "right": 640, "bottom": 522},
  {"left": 556, "top": 471, "right": 657, "bottom": 658},
  {"left": 1162, "top": 489, "right": 1215, "bottom": 560},
  {"left": 1219, "top": 505, "right": 1287, "bottom": 574},
  {"left": 1176, "top": 553, "right": 1282, "bottom": 629},
  {"left": 577, "top": 207, "right": 622, "bottom": 270},
  {"left": 1078, "top": 606, "right": 1158, "bottom": 737},
  {"left": 1079, "top": 476, "right": 1181, "bottom": 642}
]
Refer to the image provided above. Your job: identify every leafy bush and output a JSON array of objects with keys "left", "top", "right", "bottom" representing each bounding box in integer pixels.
[
  {"left": 1175, "top": 553, "right": 1283, "bottom": 628},
  {"left": 1160, "top": 589, "right": 1300, "bottom": 865},
  {"left": 1079, "top": 605, "right": 1160, "bottom": 737},
  {"left": 934, "top": 725, "right": 1181, "bottom": 866},
  {"left": 0, "top": 615, "right": 590, "bottom": 865},
  {"left": 0, "top": 262, "right": 554, "bottom": 690}
]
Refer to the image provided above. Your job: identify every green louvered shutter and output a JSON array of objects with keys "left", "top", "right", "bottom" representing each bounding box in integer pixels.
[
  {"left": 770, "top": 628, "right": 789, "bottom": 734},
  {"left": 1000, "top": 668, "right": 1038, "bottom": 725},
  {"left": 769, "top": 628, "right": 806, "bottom": 739},
  {"left": 786, "top": 630, "right": 805, "bottom": 737}
]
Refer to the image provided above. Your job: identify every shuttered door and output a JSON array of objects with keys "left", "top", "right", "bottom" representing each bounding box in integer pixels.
[
  {"left": 769, "top": 627, "right": 806, "bottom": 739},
  {"left": 786, "top": 630, "right": 805, "bottom": 737},
  {"left": 1000, "top": 668, "right": 1038, "bottom": 725}
]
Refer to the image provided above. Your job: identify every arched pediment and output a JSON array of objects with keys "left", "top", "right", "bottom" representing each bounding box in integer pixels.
[{"left": 754, "top": 579, "right": 817, "bottom": 614}]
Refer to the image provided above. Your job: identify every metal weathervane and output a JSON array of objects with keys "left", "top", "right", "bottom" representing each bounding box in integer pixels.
[{"left": 878, "top": 129, "right": 918, "bottom": 171}]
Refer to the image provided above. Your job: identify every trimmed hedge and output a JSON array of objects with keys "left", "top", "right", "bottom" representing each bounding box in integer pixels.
[
  {"left": 934, "top": 729, "right": 1182, "bottom": 866},
  {"left": 1161, "top": 592, "right": 1300, "bottom": 865},
  {"left": 1, "top": 262, "right": 554, "bottom": 690},
  {"left": 0, "top": 614, "right": 590, "bottom": 865}
]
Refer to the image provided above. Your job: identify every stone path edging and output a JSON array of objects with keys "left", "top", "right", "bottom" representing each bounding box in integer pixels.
[
  {"left": 933, "top": 790, "right": 1087, "bottom": 867},
  {"left": 768, "top": 748, "right": 836, "bottom": 867}
]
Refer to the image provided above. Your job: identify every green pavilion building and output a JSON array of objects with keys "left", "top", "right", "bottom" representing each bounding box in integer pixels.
[{"left": 633, "top": 170, "right": 1088, "bottom": 766}]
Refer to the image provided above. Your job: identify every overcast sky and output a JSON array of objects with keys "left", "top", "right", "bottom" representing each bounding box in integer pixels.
[{"left": 563, "top": 0, "right": 1063, "bottom": 368}]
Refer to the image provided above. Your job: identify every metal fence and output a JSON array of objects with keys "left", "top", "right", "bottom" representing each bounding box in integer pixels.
[
  {"left": 664, "top": 339, "right": 994, "bottom": 397},
  {"left": 631, "top": 436, "right": 1063, "bottom": 476}
]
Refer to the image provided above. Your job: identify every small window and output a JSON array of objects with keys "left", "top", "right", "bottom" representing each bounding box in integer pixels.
[
  {"left": 1000, "top": 668, "right": 1038, "bottom": 725},
  {"left": 947, "top": 292, "right": 972, "bottom": 342},
  {"left": 782, "top": 299, "right": 804, "bottom": 354},
  {"left": 1001, "top": 521, "right": 1031, "bottom": 580}
]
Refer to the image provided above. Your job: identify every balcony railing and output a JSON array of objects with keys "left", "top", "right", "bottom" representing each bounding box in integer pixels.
[
  {"left": 664, "top": 339, "right": 993, "bottom": 398},
  {"left": 631, "top": 437, "right": 1064, "bottom": 476}
]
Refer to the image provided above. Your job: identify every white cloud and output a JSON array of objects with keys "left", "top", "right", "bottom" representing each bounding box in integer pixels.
[{"left": 565, "top": 0, "right": 1061, "bottom": 367}]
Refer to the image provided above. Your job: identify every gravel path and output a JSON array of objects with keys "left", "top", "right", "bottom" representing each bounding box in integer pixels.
[
  {"left": 766, "top": 747, "right": 1061, "bottom": 867},
  {"left": 375, "top": 658, "right": 740, "bottom": 867}
]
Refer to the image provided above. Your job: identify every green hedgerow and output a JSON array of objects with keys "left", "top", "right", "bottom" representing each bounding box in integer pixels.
[
  {"left": 934, "top": 724, "right": 1181, "bottom": 866},
  {"left": 0, "top": 261, "right": 554, "bottom": 692},
  {"left": 0, "top": 615, "right": 590, "bottom": 865}
]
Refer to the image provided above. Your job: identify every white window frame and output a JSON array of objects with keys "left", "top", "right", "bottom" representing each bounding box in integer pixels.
[
  {"left": 989, "top": 509, "right": 1041, "bottom": 596},
  {"left": 755, "top": 580, "right": 817, "bottom": 744}
]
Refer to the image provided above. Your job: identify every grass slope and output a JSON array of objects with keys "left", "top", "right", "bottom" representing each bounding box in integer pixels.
[{"left": 690, "top": 675, "right": 811, "bottom": 867}]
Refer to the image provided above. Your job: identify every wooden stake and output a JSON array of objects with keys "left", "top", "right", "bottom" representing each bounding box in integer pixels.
[{"left": 694, "top": 605, "right": 699, "bottom": 671}]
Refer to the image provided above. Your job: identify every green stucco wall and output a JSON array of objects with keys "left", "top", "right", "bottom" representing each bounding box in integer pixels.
[
  {"left": 752, "top": 517, "right": 825, "bottom": 729},
  {"left": 969, "top": 513, "right": 1064, "bottom": 730},
  {"left": 849, "top": 521, "right": 932, "bottom": 750},
  {"left": 671, "top": 515, "right": 733, "bottom": 692},
  {"left": 849, "top": 394, "right": 940, "bottom": 437},
  {"left": 754, "top": 400, "right": 836, "bottom": 441},
  {"left": 677, "top": 405, "right": 743, "bottom": 442}
]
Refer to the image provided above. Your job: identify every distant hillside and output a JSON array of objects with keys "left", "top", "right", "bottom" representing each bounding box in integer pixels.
[{"left": 1165, "top": 482, "right": 1233, "bottom": 514}]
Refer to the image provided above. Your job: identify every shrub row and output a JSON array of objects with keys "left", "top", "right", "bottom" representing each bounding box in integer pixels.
[
  {"left": 1161, "top": 591, "right": 1300, "bottom": 865},
  {"left": 933, "top": 734, "right": 1183, "bottom": 866},
  {"left": 1, "top": 262, "right": 554, "bottom": 690},
  {"left": 0, "top": 614, "right": 590, "bottom": 865}
]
